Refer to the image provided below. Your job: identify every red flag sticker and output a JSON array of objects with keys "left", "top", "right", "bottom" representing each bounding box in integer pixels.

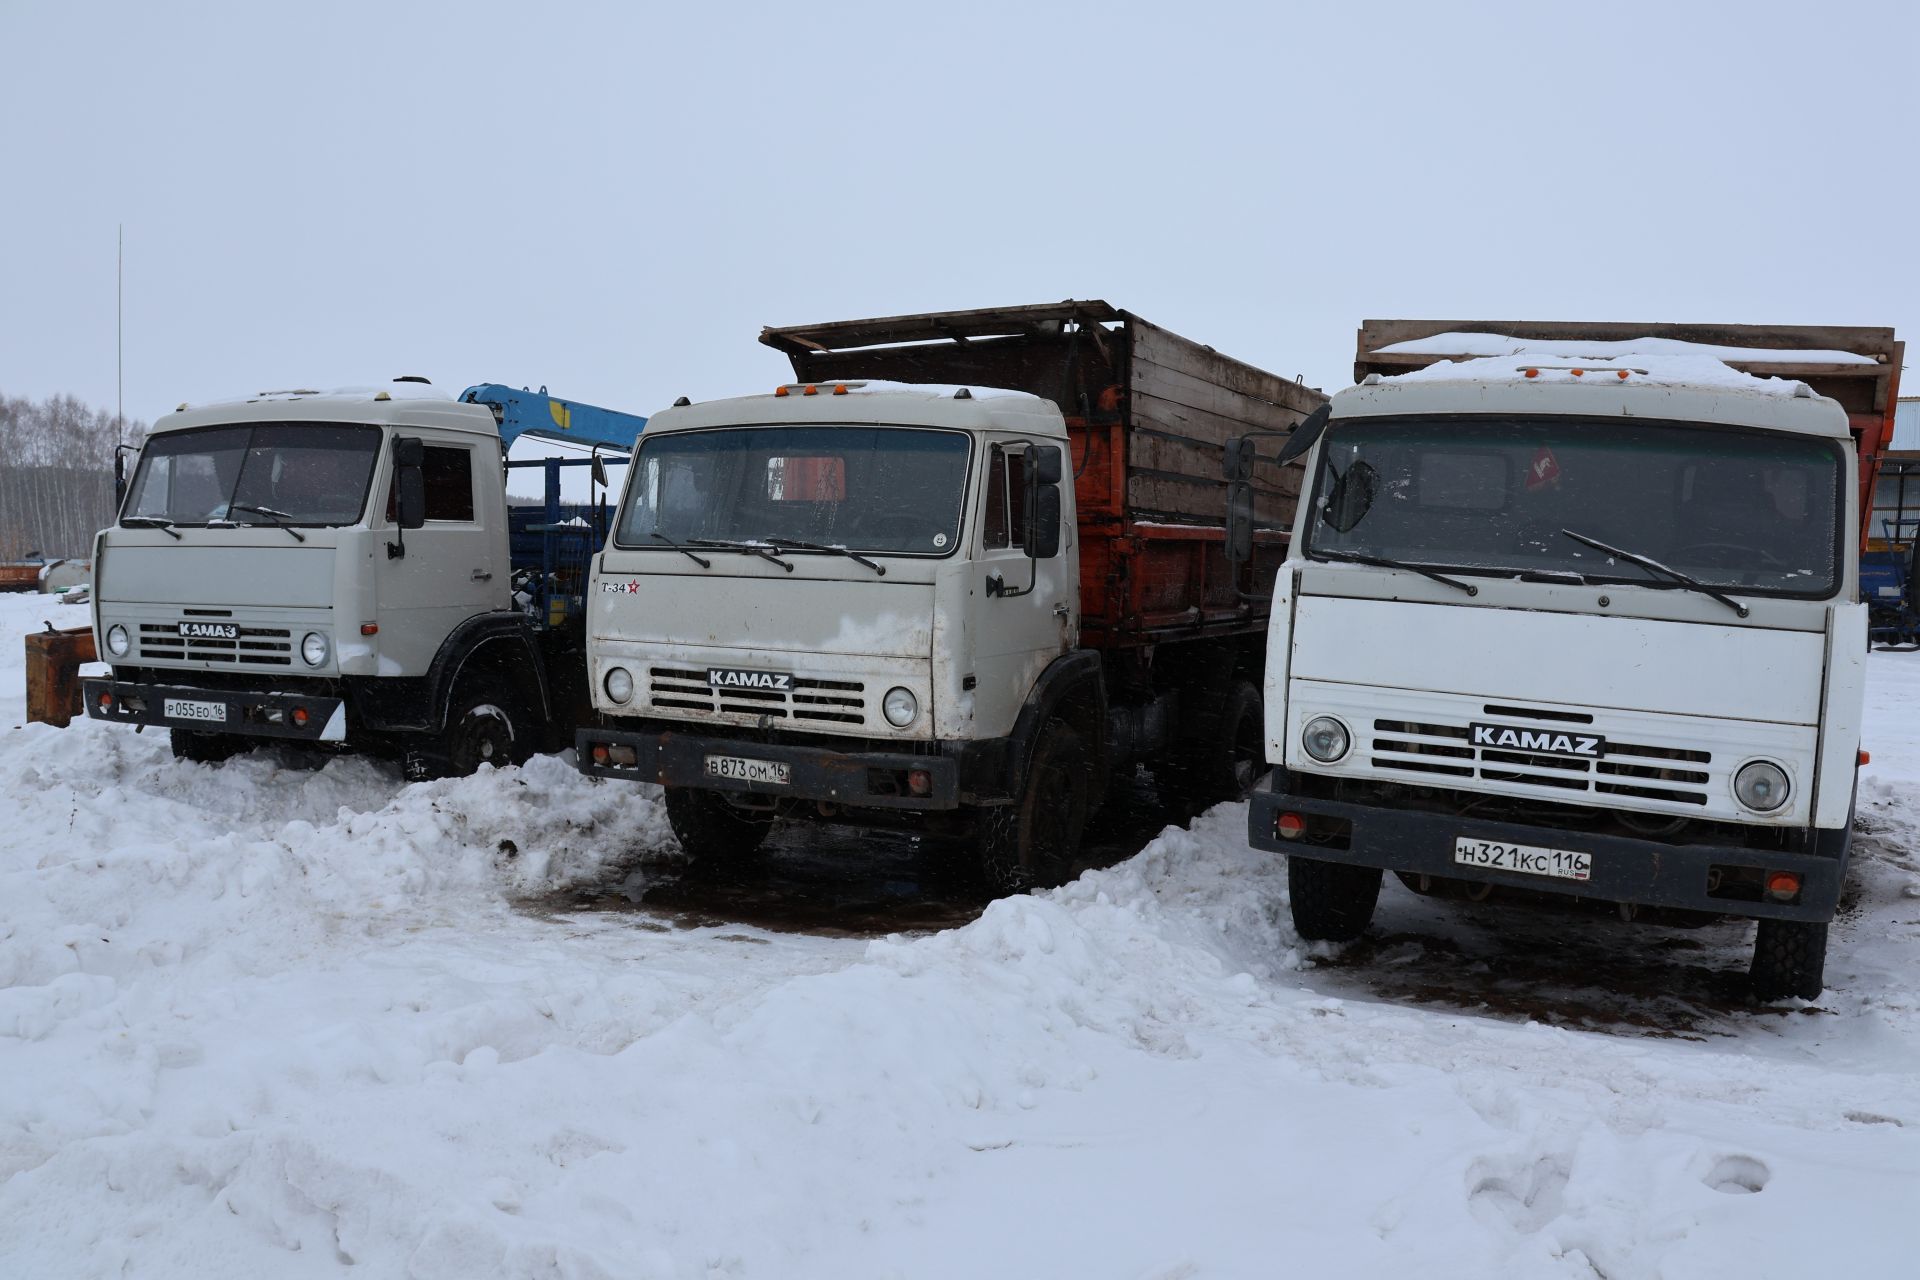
[{"left": 1527, "top": 446, "right": 1561, "bottom": 491}]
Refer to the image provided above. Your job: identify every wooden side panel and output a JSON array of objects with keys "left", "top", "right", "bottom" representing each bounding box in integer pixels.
[{"left": 1123, "top": 317, "right": 1325, "bottom": 529}]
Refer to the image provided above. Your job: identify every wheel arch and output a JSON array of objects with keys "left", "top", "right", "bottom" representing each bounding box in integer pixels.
[
  {"left": 1006, "top": 651, "right": 1107, "bottom": 802},
  {"left": 428, "top": 615, "right": 551, "bottom": 731}
]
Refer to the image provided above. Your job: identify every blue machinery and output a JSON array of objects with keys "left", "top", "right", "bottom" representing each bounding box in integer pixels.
[{"left": 459, "top": 384, "right": 648, "bottom": 630}]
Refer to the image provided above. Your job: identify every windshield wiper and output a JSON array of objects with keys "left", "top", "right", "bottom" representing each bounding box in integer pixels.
[
  {"left": 764, "top": 537, "right": 886, "bottom": 576},
  {"left": 689, "top": 537, "right": 794, "bottom": 573},
  {"left": 1310, "top": 547, "right": 1478, "bottom": 596},
  {"left": 230, "top": 504, "right": 307, "bottom": 543},
  {"left": 1559, "top": 529, "right": 1748, "bottom": 618},
  {"left": 650, "top": 530, "right": 712, "bottom": 569},
  {"left": 121, "top": 516, "right": 183, "bottom": 540}
]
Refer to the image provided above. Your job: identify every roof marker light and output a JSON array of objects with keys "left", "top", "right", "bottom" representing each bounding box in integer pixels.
[
  {"left": 1571, "top": 368, "right": 1585, "bottom": 377},
  {"left": 375, "top": 391, "right": 391, "bottom": 400},
  {"left": 802, "top": 384, "right": 818, "bottom": 396},
  {"left": 832, "top": 384, "right": 849, "bottom": 395},
  {"left": 1523, "top": 368, "right": 1539, "bottom": 379},
  {"left": 774, "top": 385, "right": 790, "bottom": 397}
]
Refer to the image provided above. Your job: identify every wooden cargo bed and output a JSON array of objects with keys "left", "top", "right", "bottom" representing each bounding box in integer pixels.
[{"left": 762, "top": 301, "right": 1323, "bottom": 646}]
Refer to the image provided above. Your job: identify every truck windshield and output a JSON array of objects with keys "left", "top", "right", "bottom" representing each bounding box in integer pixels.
[
  {"left": 124, "top": 423, "right": 382, "bottom": 527},
  {"left": 1303, "top": 416, "right": 1844, "bottom": 598},
  {"left": 615, "top": 426, "right": 971, "bottom": 557}
]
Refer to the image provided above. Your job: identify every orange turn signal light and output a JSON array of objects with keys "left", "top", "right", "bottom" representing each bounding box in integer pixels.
[
  {"left": 1765, "top": 872, "right": 1802, "bottom": 901},
  {"left": 291, "top": 706, "right": 309, "bottom": 727},
  {"left": 360, "top": 623, "right": 378, "bottom": 636},
  {"left": 1277, "top": 812, "right": 1307, "bottom": 840},
  {"left": 1859, "top": 749, "right": 1871, "bottom": 766}
]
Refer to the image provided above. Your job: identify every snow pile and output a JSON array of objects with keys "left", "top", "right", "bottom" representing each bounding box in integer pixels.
[
  {"left": 1378, "top": 332, "right": 1877, "bottom": 365},
  {"left": 1373, "top": 331, "right": 1876, "bottom": 399},
  {"left": 2, "top": 590, "right": 1917, "bottom": 1277}
]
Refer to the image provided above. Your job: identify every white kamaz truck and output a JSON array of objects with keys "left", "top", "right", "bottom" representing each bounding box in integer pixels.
[
  {"left": 83, "top": 380, "right": 645, "bottom": 774},
  {"left": 578, "top": 302, "right": 1321, "bottom": 887},
  {"left": 1228, "top": 321, "right": 1902, "bottom": 1001}
]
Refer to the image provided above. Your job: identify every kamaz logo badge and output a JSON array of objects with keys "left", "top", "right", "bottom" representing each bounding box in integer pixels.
[
  {"left": 708, "top": 668, "right": 792, "bottom": 693},
  {"left": 1470, "top": 723, "right": 1605, "bottom": 758}
]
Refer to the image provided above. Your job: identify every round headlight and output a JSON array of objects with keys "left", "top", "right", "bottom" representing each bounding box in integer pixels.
[
  {"left": 604, "top": 666, "right": 634, "bottom": 705},
  {"left": 1301, "top": 715, "right": 1351, "bottom": 764},
  {"left": 1734, "top": 760, "right": 1790, "bottom": 813},
  {"left": 105, "top": 624, "right": 130, "bottom": 657},
  {"left": 300, "top": 632, "right": 329, "bottom": 667},
  {"left": 882, "top": 686, "right": 918, "bottom": 727}
]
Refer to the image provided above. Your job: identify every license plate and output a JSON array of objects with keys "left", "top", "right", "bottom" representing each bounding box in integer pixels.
[
  {"left": 178, "top": 622, "right": 238, "bottom": 639},
  {"left": 704, "top": 754, "right": 790, "bottom": 785},
  {"left": 164, "top": 697, "right": 228, "bottom": 724},
  {"left": 1453, "top": 837, "right": 1591, "bottom": 882}
]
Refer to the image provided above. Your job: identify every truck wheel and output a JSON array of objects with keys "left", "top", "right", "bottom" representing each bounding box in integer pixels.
[
  {"left": 981, "top": 721, "right": 1090, "bottom": 893},
  {"left": 428, "top": 685, "right": 526, "bottom": 778},
  {"left": 1749, "top": 919, "right": 1828, "bottom": 1002},
  {"left": 1288, "top": 856, "right": 1382, "bottom": 942},
  {"left": 1188, "top": 680, "right": 1266, "bottom": 805},
  {"left": 169, "top": 728, "right": 245, "bottom": 765},
  {"left": 664, "top": 787, "right": 770, "bottom": 861}
]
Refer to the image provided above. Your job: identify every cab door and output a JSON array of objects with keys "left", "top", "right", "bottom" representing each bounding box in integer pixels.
[
  {"left": 969, "top": 439, "right": 1073, "bottom": 735},
  {"left": 373, "top": 435, "right": 502, "bottom": 675}
]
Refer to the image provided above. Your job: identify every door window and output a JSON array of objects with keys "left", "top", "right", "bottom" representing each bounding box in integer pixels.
[
  {"left": 386, "top": 444, "right": 476, "bottom": 522},
  {"left": 981, "top": 444, "right": 1030, "bottom": 550}
]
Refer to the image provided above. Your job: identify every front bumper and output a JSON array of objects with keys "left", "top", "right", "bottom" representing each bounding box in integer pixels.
[
  {"left": 1248, "top": 770, "right": 1848, "bottom": 922},
  {"left": 576, "top": 725, "right": 964, "bottom": 810},
  {"left": 82, "top": 679, "right": 346, "bottom": 742}
]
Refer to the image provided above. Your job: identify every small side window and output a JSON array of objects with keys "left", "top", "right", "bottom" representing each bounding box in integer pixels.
[
  {"left": 983, "top": 445, "right": 1010, "bottom": 549},
  {"left": 385, "top": 444, "right": 475, "bottom": 522},
  {"left": 1007, "top": 448, "right": 1028, "bottom": 545}
]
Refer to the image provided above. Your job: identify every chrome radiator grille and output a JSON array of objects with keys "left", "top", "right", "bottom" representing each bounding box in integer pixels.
[
  {"left": 647, "top": 666, "right": 868, "bottom": 727},
  {"left": 1369, "top": 705, "right": 1712, "bottom": 807}
]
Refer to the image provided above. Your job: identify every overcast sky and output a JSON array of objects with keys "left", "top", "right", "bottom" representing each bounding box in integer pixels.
[{"left": 2, "top": 1, "right": 1914, "bottom": 429}]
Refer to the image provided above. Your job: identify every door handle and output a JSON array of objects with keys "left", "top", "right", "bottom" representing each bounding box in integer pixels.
[
  {"left": 1052, "top": 602, "right": 1070, "bottom": 618},
  {"left": 472, "top": 569, "right": 493, "bottom": 581}
]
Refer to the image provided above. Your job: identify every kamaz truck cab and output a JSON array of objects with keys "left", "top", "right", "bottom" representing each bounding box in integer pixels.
[
  {"left": 84, "top": 379, "right": 645, "bottom": 775},
  {"left": 1231, "top": 322, "right": 1902, "bottom": 1002}
]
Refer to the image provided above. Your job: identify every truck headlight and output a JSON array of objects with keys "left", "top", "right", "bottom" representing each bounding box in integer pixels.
[
  {"left": 604, "top": 666, "right": 634, "bottom": 704},
  {"left": 300, "top": 632, "right": 329, "bottom": 667},
  {"left": 1734, "top": 760, "right": 1790, "bottom": 813},
  {"left": 105, "top": 624, "right": 130, "bottom": 657},
  {"left": 1301, "top": 715, "right": 1351, "bottom": 764},
  {"left": 882, "top": 687, "right": 917, "bottom": 727}
]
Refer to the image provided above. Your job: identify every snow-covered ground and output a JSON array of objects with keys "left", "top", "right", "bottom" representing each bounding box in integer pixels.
[{"left": 1, "top": 590, "right": 1915, "bottom": 1278}]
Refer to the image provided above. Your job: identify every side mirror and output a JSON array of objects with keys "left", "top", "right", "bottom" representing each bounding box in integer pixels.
[
  {"left": 394, "top": 436, "right": 427, "bottom": 530},
  {"left": 1226, "top": 480, "right": 1255, "bottom": 564},
  {"left": 113, "top": 449, "right": 128, "bottom": 506},
  {"left": 1022, "top": 445, "right": 1063, "bottom": 559},
  {"left": 591, "top": 453, "right": 609, "bottom": 490}
]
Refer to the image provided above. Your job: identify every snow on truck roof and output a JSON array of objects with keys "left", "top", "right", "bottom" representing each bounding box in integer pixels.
[
  {"left": 153, "top": 382, "right": 498, "bottom": 437},
  {"left": 1335, "top": 332, "right": 1857, "bottom": 438},
  {"left": 644, "top": 380, "right": 1065, "bottom": 437}
]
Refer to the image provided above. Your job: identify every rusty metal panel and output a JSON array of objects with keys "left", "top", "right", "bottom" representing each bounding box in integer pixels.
[{"left": 25, "top": 624, "right": 96, "bottom": 727}]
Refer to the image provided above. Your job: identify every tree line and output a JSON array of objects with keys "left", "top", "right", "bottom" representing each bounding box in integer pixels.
[{"left": 0, "top": 391, "right": 146, "bottom": 561}]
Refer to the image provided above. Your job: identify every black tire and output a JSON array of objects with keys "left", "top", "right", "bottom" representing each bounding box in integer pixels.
[
  {"left": 664, "top": 787, "right": 771, "bottom": 861},
  {"left": 169, "top": 728, "right": 246, "bottom": 765},
  {"left": 1749, "top": 918, "right": 1828, "bottom": 1002},
  {"left": 980, "top": 721, "right": 1090, "bottom": 893},
  {"left": 417, "top": 684, "right": 526, "bottom": 779},
  {"left": 1193, "top": 680, "right": 1266, "bottom": 805},
  {"left": 1288, "top": 856, "right": 1382, "bottom": 942}
]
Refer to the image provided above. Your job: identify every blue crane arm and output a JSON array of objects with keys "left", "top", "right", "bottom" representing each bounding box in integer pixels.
[{"left": 458, "top": 383, "right": 648, "bottom": 453}]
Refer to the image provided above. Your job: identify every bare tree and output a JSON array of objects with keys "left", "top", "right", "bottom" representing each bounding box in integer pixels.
[{"left": 0, "top": 391, "right": 145, "bottom": 560}]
